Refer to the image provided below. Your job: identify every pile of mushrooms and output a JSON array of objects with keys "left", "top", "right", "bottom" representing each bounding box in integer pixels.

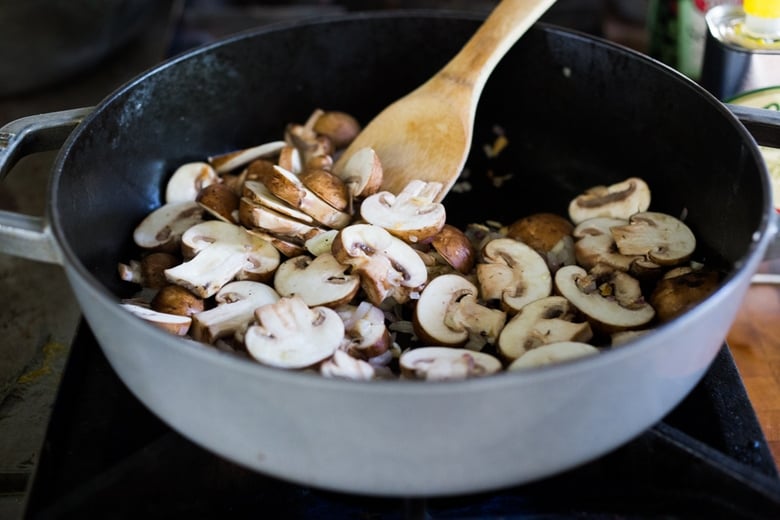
[{"left": 118, "top": 109, "right": 721, "bottom": 381}]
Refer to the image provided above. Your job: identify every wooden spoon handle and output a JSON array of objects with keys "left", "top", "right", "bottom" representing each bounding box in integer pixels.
[{"left": 439, "top": 0, "right": 557, "bottom": 95}]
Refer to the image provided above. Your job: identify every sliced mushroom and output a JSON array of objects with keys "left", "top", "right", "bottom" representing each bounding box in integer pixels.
[
  {"left": 611, "top": 211, "right": 696, "bottom": 266},
  {"left": 568, "top": 177, "right": 651, "bottom": 225},
  {"left": 332, "top": 146, "right": 383, "bottom": 200},
  {"left": 305, "top": 229, "right": 339, "bottom": 256},
  {"left": 165, "top": 162, "right": 219, "bottom": 203},
  {"left": 650, "top": 266, "right": 720, "bottom": 323},
  {"left": 273, "top": 253, "right": 360, "bottom": 307},
  {"left": 242, "top": 180, "right": 316, "bottom": 224},
  {"left": 244, "top": 295, "right": 344, "bottom": 369},
  {"left": 430, "top": 224, "right": 476, "bottom": 275},
  {"left": 572, "top": 217, "right": 644, "bottom": 272},
  {"left": 208, "top": 140, "right": 287, "bottom": 174},
  {"left": 239, "top": 197, "right": 325, "bottom": 243},
  {"left": 245, "top": 229, "right": 307, "bottom": 258},
  {"left": 413, "top": 274, "right": 506, "bottom": 350},
  {"left": 506, "top": 212, "right": 576, "bottom": 273},
  {"left": 132, "top": 201, "right": 205, "bottom": 252},
  {"left": 476, "top": 237, "right": 552, "bottom": 312},
  {"left": 335, "top": 301, "right": 391, "bottom": 359},
  {"left": 164, "top": 220, "right": 280, "bottom": 298},
  {"left": 120, "top": 303, "right": 192, "bottom": 336},
  {"left": 320, "top": 349, "right": 376, "bottom": 380},
  {"left": 277, "top": 144, "right": 303, "bottom": 174},
  {"left": 497, "top": 296, "right": 593, "bottom": 361},
  {"left": 197, "top": 182, "right": 240, "bottom": 223},
  {"left": 359, "top": 180, "right": 446, "bottom": 243},
  {"left": 331, "top": 223, "right": 428, "bottom": 306},
  {"left": 555, "top": 264, "right": 655, "bottom": 332},
  {"left": 118, "top": 251, "right": 181, "bottom": 289},
  {"left": 150, "top": 284, "right": 204, "bottom": 317},
  {"left": 507, "top": 341, "right": 599, "bottom": 371},
  {"left": 312, "top": 110, "right": 361, "bottom": 150},
  {"left": 399, "top": 347, "right": 502, "bottom": 381},
  {"left": 298, "top": 168, "right": 350, "bottom": 212},
  {"left": 260, "top": 164, "right": 351, "bottom": 229},
  {"left": 190, "top": 281, "right": 280, "bottom": 344}
]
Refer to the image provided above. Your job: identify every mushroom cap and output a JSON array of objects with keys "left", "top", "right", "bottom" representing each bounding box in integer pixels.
[
  {"left": 332, "top": 146, "right": 383, "bottom": 199},
  {"left": 399, "top": 347, "right": 502, "bottom": 381},
  {"left": 506, "top": 212, "right": 574, "bottom": 253},
  {"left": 150, "top": 284, "right": 204, "bottom": 317},
  {"left": 507, "top": 341, "right": 599, "bottom": 371},
  {"left": 208, "top": 140, "right": 287, "bottom": 174},
  {"left": 476, "top": 237, "right": 552, "bottom": 312},
  {"left": 611, "top": 211, "right": 696, "bottom": 266},
  {"left": 568, "top": 177, "right": 651, "bottom": 225},
  {"left": 312, "top": 110, "right": 361, "bottom": 150},
  {"left": 359, "top": 180, "right": 446, "bottom": 243},
  {"left": 165, "top": 162, "right": 219, "bottom": 204},
  {"left": 273, "top": 253, "right": 360, "bottom": 307},
  {"left": 650, "top": 267, "right": 720, "bottom": 323},
  {"left": 498, "top": 296, "right": 593, "bottom": 361},
  {"left": 298, "top": 168, "right": 350, "bottom": 212},
  {"left": 554, "top": 264, "right": 655, "bottom": 332},
  {"left": 197, "top": 182, "right": 240, "bottom": 224},
  {"left": 132, "top": 201, "right": 205, "bottom": 252},
  {"left": 245, "top": 295, "right": 344, "bottom": 369},
  {"left": 429, "top": 224, "right": 476, "bottom": 274}
]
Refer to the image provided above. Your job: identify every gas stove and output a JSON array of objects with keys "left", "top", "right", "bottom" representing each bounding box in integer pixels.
[{"left": 3, "top": 1, "right": 780, "bottom": 518}]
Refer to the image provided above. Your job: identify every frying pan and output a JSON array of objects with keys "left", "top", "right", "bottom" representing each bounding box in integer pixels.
[{"left": 1, "top": 12, "right": 779, "bottom": 497}]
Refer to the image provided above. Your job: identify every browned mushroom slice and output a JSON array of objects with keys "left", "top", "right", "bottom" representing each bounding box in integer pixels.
[
  {"left": 273, "top": 253, "right": 360, "bottom": 307},
  {"left": 190, "top": 280, "right": 280, "bottom": 344},
  {"left": 277, "top": 144, "right": 303, "bottom": 174},
  {"left": 244, "top": 295, "right": 344, "bottom": 369},
  {"left": 568, "top": 177, "right": 651, "bottom": 225},
  {"left": 239, "top": 197, "right": 325, "bottom": 243},
  {"left": 610, "top": 211, "right": 696, "bottom": 266},
  {"left": 298, "top": 168, "right": 350, "bottom": 212},
  {"left": 242, "top": 180, "right": 316, "bottom": 224},
  {"left": 165, "top": 162, "right": 219, "bottom": 203},
  {"left": 150, "top": 284, "right": 205, "bottom": 317},
  {"left": 650, "top": 266, "right": 720, "bottom": 323},
  {"left": 261, "top": 164, "right": 351, "bottom": 229},
  {"left": 120, "top": 303, "right": 192, "bottom": 336},
  {"left": 399, "top": 347, "right": 502, "bottom": 381},
  {"left": 332, "top": 146, "right": 384, "bottom": 200},
  {"left": 430, "top": 224, "right": 476, "bottom": 275},
  {"left": 312, "top": 110, "right": 361, "bottom": 150},
  {"left": 197, "top": 183, "right": 240, "bottom": 224},
  {"left": 332, "top": 223, "right": 428, "bottom": 306},
  {"left": 476, "top": 237, "right": 552, "bottom": 312},
  {"left": 507, "top": 341, "right": 599, "bottom": 371},
  {"left": 497, "top": 296, "right": 593, "bottom": 361},
  {"left": 359, "top": 180, "right": 446, "bottom": 243},
  {"left": 132, "top": 201, "right": 205, "bottom": 253},
  {"left": 164, "top": 220, "right": 280, "bottom": 298},
  {"left": 413, "top": 274, "right": 506, "bottom": 350},
  {"left": 555, "top": 264, "right": 655, "bottom": 332},
  {"left": 208, "top": 140, "right": 287, "bottom": 174}
]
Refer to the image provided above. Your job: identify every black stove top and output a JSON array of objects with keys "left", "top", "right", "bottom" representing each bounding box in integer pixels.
[{"left": 20, "top": 322, "right": 780, "bottom": 519}]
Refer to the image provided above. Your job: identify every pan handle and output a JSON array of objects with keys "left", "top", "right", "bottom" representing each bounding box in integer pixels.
[
  {"left": 728, "top": 104, "right": 780, "bottom": 262},
  {"left": 0, "top": 107, "right": 93, "bottom": 264}
]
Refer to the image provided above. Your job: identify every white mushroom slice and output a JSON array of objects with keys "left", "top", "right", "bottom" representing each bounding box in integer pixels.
[
  {"left": 164, "top": 220, "right": 280, "bottom": 298},
  {"left": 273, "top": 253, "right": 360, "bottom": 307},
  {"left": 555, "top": 264, "right": 655, "bottom": 332},
  {"left": 190, "top": 281, "right": 280, "bottom": 344},
  {"left": 208, "top": 140, "right": 287, "bottom": 174},
  {"left": 335, "top": 301, "right": 391, "bottom": 359},
  {"left": 242, "top": 180, "right": 316, "bottom": 224},
  {"left": 568, "top": 177, "right": 651, "bottom": 224},
  {"left": 120, "top": 303, "right": 192, "bottom": 336},
  {"left": 497, "top": 296, "right": 593, "bottom": 361},
  {"left": 132, "top": 201, "right": 205, "bottom": 251},
  {"left": 413, "top": 274, "right": 506, "bottom": 349},
  {"left": 239, "top": 197, "right": 325, "bottom": 242},
  {"left": 305, "top": 229, "right": 339, "bottom": 256},
  {"left": 244, "top": 295, "right": 344, "bottom": 369},
  {"left": 261, "top": 164, "right": 351, "bottom": 228},
  {"left": 359, "top": 180, "right": 446, "bottom": 243},
  {"left": 165, "top": 162, "right": 219, "bottom": 203},
  {"left": 399, "top": 347, "right": 502, "bottom": 381},
  {"left": 320, "top": 349, "right": 375, "bottom": 380},
  {"left": 572, "top": 217, "right": 643, "bottom": 271},
  {"left": 610, "top": 211, "right": 696, "bottom": 266},
  {"left": 331, "top": 223, "right": 428, "bottom": 306},
  {"left": 476, "top": 238, "right": 552, "bottom": 312},
  {"left": 245, "top": 229, "right": 307, "bottom": 258},
  {"left": 332, "top": 146, "right": 383, "bottom": 199},
  {"left": 508, "top": 341, "right": 599, "bottom": 371}
]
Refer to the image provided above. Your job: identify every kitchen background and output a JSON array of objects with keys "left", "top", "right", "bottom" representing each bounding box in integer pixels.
[{"left": 1, "top": 1, "right": 779, "bottom": 518}]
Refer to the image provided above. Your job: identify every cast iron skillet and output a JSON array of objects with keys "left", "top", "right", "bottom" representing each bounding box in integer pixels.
[{"left": 1, "top": 12, "right": 778, "bottom": 497}]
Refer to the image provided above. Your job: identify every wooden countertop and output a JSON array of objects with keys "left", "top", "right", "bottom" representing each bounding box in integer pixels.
[{"left": 727, "top": 257, "right": 780, "bottom": 469}]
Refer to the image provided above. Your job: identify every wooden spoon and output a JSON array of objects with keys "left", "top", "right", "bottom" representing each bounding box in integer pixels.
[{"left": 332, "top": 0, "right": 557, "bottom": 202}]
